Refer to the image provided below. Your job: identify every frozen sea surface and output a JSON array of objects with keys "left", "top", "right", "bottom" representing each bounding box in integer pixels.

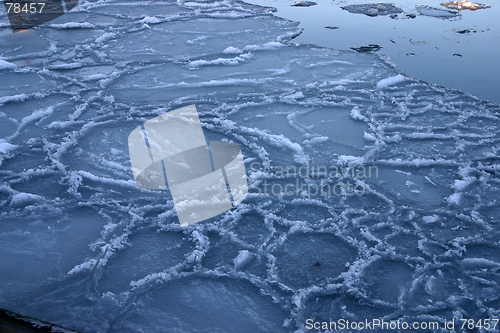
[{"left": 1, "top": 0, "right": 500, "bottom": 332}]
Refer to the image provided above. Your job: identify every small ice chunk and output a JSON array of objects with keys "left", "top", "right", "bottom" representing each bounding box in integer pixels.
[
  {"left": 189, "top": 57, "right": 243, "bottom": 68},
  {"left": 50, "top": 22, "right": 95, "bottom": 29},
  {"left": 461, "top": 258, "right": 499, "bottom": 268},
  {"left": 291, "top": 1, "right": 317, "bottom": 7},
  {"left": 68, "top": 259, "right": 97, "bottom": 275},
  {"left": 0, "top": 93, "right": 28, "bottom": 105},
  {"left": 223, "top": 47, "right": 243, "bottom": 54},
  {"left": 424, "top": 176, "right": 437, "bottom": 186},
  {"left": 304, "top": 136, "right": 329, "bottom": 145},
  {"left": 234, "top": 250, "right": 255, "bottom": 270},
  {"left": 0, "top": 59, "right": 17, "bottom": 70},
  {"left": 422, "top": 215, "right": 438, "bottom": 223},
  {"left": 104, "top": 95, "right": 115, "bottom": 103},
  {"left": 282, "top": 91, "right": 304, "bottom": 101},
  {"left": 364, "top": 132, "right": 376, "bottom": 141},
  {"left": 49, "top": 62, "right": 83, "bottom": 70},
  {"left": 376, "top": 74, "right": 407, "bottom": 89},
  {"left": 139, "top": 16, "right": 162, "bottom": 24},
  {"left": 0, "top": 140, "right": 17, "bottom": 166},
  {"left": 417, "top": 6, "right": 460, "bottom": 18},
  {"left": 453, "top": 179, "right": 474, "bottom": 191},
  {"left": 350, "top": 106, "right": 368, "bottom": 121},
  {"left": 20, "top": 106, "right": 54, "bottom": 127},
  {"left": 94, "top": 33, "right": 116, "bottom": 44},
  {"left": 10, "top": 193, "right": 44, "bottom": 208},
  {"left": 243, "top": 42, "right": 284, "bottom": 52},
  {"left": 86, "top": 73, "right": 109, "bottom": 80},
  {"left": 447, "top": 193, "right": 461, "bottom": 205},
  {"left": 0, "top": 140, "right": 17, "bottom": 154},
  {"left": 342, "top": 3, "right": 403, "bottom": 17},
  {"left": 337, "top": 155, "right": 365, "bottom": 166}
]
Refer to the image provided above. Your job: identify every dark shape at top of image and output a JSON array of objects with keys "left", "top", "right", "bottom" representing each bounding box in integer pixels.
[
  {"left": 351, "top": 44, "right": 382, "bottom": 53},
  {"left": 417, "top": 6, "right": 461, "bottom": 19},
  {"left": 341, "top": 3, "right": 403, "bottom": 17},
  {"left": 291, "top": 1, "right": 317, "bottom": 7},
  {"left": 3, "top": 0, "right": 80, "bottom": 33},
  {"left": 441, "top": 1, "right": 490, "bottom": 11}
]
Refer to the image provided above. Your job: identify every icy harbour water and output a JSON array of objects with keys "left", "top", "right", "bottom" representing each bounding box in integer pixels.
[
  {"left": 247, "top": 0, "right": 500, "bottom": 104},
  {"left": 1, "top": 0, "right": 500, "bottom": 332}
]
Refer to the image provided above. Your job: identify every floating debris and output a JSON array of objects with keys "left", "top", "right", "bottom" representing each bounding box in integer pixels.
[
  {"left": 417, "top": 6, "right": 461, "bottom": 19},
  {"left": 453, "top": 53, "right": 463, "bottom": 56},
  {"left": 291, "top": 1, "right": 317, "bottom": 7},
  {"left": 325, "top": 26, "right": 339, "bottom": 29},
  {"left": 351, "top": 44, "right": 382, "bottom": 53},
  {"left": 441, "top": 1, "right": 490, "bottom": 10},
  {"left": 341, "top": 3, "right": 403, "bottom": 17},
  {"left": 455, "top": 28, "right": 477, "bottom": 34}
]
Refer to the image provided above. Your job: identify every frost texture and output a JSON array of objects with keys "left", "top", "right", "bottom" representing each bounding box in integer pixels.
[{"left": 1, "top": 0, "right": 500, "bottom": 332}]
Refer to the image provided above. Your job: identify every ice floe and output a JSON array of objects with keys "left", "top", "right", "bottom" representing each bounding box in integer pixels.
[
  {"left": 291, "top": 1, "right": 317, "bottom": 7},
  {"left": 417, "top": 5, "right": 461, "bottom": 18},
  {"left": 341, "top": 3, "right": 403, "bottom": 17}
]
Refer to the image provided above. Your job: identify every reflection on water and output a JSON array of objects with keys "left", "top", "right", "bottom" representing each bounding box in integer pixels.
[{"left": 247, "top": 0, "right": 500, "bottom": 104}]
